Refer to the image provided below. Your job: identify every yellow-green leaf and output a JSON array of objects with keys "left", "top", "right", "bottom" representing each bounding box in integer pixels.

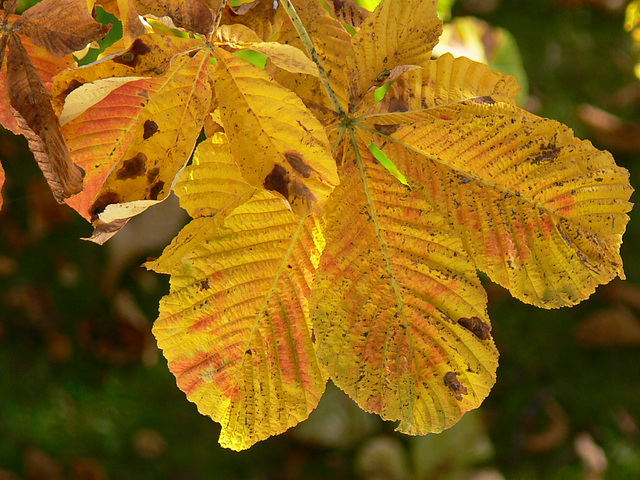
[
  {"left": 361, "top": 99, "right": 633, "bottom": 307},
  {"left": 213, "top": 47, "right": 338, "bottom": 216},
  {"left": 149, "top": 191, "right": 327, "bottom": 451},
  {"left": 311, "top": 136, "right": 498, "bottom": 434}
]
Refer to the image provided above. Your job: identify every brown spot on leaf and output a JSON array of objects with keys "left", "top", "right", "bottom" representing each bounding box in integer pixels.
[
  {"left": 374, "top": 124, "right": 400, "bottom": 135},
  {"left": 264, "top": 164, "right": 289, "bottom": 198},
  {"left": 531, "top": 145, "right": 561, "bottom": 165},
  {"left": 387, "top": 97, "right": 409, "bottom": 112},
  {"left": 114, "top": 39, "right": 151, "bottom": 67},
  {"left": 149, "top": 180, "right": 165, "bottom": 200},
  {"left": 90, "top": 191, "right": 122, "bottom": 221},
  {"left": 116, "top": 153, "right": 147, "bottom": 180},
  {"left": 444, "top": 371, "right": 468, "bottom": 401},
  {"left": 458, "top": 316, "right": 491, "bottom": 340},
  {"left": 142, "top": 120, "right": 159, "bottom": 140},
  {"left": 285, "top": 151, "right": 314, "bottom": 178},
  {"left": 61, "top": 78, "right": 84, "bottom": 97},
  {"left": 290, "top": 178, "right": 315, "bottom": 207},
  {"left": 472, "top": 95, "right": 496, "bottom": 104},
  {"left": 146, "top": 167, "right": 160, "bottom": 184},
  {"left": 199, "top": 279, "right": 210, "bottom": 291}
]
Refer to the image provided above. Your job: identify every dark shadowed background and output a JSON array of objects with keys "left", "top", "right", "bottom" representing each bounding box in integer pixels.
[{"left": 1, "top": 0, "right": 639, "bottom": 479}]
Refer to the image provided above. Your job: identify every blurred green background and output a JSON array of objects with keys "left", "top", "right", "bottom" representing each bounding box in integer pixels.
[{"left": 1, "top": 0, "right": 640, "bottom": 479}]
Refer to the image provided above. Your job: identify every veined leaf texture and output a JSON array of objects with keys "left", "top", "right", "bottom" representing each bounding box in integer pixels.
[{"left": 0, "top": 0, "right": 633, "bottom": 450}]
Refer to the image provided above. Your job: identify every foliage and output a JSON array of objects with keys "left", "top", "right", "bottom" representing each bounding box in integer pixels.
[
  {"left": 627, "top": 0, "right": 640, "bottom": 79},
  {"left": 0, "top": 0, "right": 633, "bottom": 452}
]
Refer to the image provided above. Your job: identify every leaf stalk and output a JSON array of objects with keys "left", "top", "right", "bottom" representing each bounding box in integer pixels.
[{"left": 279, "top": 0, "right": 347, "bottom": 117}]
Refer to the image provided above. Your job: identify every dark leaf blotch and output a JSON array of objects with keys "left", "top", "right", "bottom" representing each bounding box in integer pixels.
[
  {"left": 149, "top": 180, "right": 165, "bottom": 200},
  {"left": 116, "top": 152, "right": 147, "bottom": 180},
  {"left": 285, "top": 151, "right": 314, "bottom": 178},
  {"left": 264, "top": 164, "right": 289, "bottom": 198},
  {"left": 458, "top": 316, "right": 491, "bottom": 340},
  {"left": 142, "top": 120, "right": 159, "bottom": 140}
]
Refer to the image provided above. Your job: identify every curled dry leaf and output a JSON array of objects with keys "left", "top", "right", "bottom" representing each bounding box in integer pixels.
[
  {"left": 5, "top": 34, "right": 84, "bottom": 201},
  {"left": 133, "top": 0, "right": 214, "bottom": 36},
  {"left": 16, "top": 0, "right": 111, "bottom": 57}
]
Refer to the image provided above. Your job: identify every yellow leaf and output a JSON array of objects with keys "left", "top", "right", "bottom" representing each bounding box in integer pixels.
[
  {"left": 87, "top": 49, "right": 212, "bottom": 241},
  {"left": 421, "top": 53, "right": 520, "bottom": 108},
  {"left": 61, "top": 77, "right": 158, "bottom": 221},
  {"left": 149, "top": 191, "right": 327, "bottom": 450},
  {"left": 311, "top": 136, "right": 497, "bottom": 434},
  {"left": 274, "top": 0, "right": 352, "bottom": 112},
  {"left": 348, "top": 0, "right": 442, "bottom": 108},
  {"left": 220, "top": 0, "right": 286, "bottom": 42},
  {"left": 361, "top": 99, "right": 633, "bottom": 307},
  {"left": 176, "top": 132, "right": 255, "bottom": 219},
  {"left": 213, "top": 48, "right": 338, "bottom": 216},
  {"left": 51, "top": 33, "right": 204, "bottom": 111},
  {"left": 215, "top": 24, "right": 320, "bottom": 77},
  {"left": 150, "top": 133, "right": 256, "bottom": 271}
]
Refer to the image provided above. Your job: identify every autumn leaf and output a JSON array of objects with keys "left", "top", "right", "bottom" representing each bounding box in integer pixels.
[
  {"left": 132, "top": 0, "right": 214, "bottom": 36},
  {"left": 0, "top": 0, "right": 109, "bottom": 201},
  {"left": 47, "top": 31, "right": 210, "bottom": 239},
  {"left": 347, "top": 0, "right": 442, "bottom": 108},
  {"left": 361, "top": 100, "right": 633, "bottom": 307},
  {"left": 311, "top": 137, "right": 497, "bottom": 434},
  {"left": 148, "top": 134, "right": 326, "bottom": 450},
  {"left": 326, "top": 0, "right": 370, "bottom": 29},
  {"left": 3, "top": 0, "right": 632, "bottom": 452},
  {"left": 220, "top": 0, "right": 286, "bottom": 42},
  {"left": 288, "top": 0, "right": 629, "bottom": 434},
  {"left": 212, "top": 47, "right": 338, "bottom": 216},
  {"left": 85, "top": 48, "right": 212, "bottom": 242},
  {"left": 96, "top": 0, "right": 147, "bottom": 46},
  {"left": 14, "top": 0, "right": 111, "bottom": 57},
  {"left": 3, "top": 34, "right": 85, "bottom": 200}
]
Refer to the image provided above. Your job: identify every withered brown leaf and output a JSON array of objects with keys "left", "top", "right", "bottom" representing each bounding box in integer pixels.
[
  {"left": 6, "top": 33, "right": 84, "bottom": 201},
  {"left": 133, "top": 0, "right": 214, "bottom": 37},
  {"left": 2, "top": 0, "right": 19, "bottom": 20},
  {"left": 15, "top": 0, "right": 111, "bottom": 57}
]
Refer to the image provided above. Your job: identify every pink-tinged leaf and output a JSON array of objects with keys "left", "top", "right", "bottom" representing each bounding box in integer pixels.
[
  {"left": 149, "top": 190, "right": 327, "bottom": 450},
  {"left": 61, "top": 77, "right": 159, "bottom": 220},
  {"left": 311, "top": 137, "right": 497, "bottom": 434}
]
